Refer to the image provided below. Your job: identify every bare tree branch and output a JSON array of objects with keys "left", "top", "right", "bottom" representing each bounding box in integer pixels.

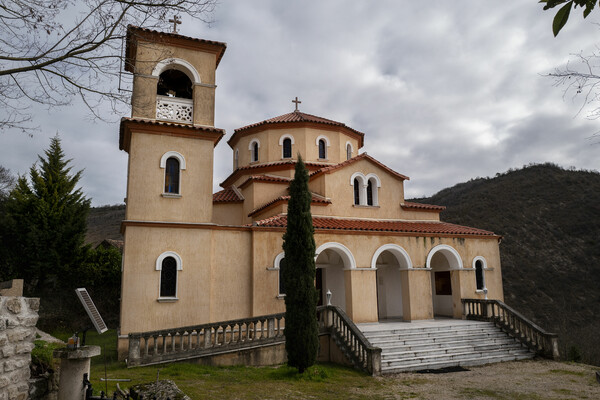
[{"left": 0, "top": 0, "right": 218, "bottom": 133}]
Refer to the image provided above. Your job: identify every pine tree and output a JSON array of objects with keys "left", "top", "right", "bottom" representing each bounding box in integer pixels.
[
  {"left": 3, "top": 136, "right": 90, "bottom": 293},
  {"left": 281, "top": 155, "right": 319, "bottom": 373}
]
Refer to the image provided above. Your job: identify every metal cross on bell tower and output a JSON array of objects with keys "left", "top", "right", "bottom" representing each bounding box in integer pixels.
[
  {"left": 169, "top": 15, "right": 182, "bottom": 33},
  {"left": 292, "top": 96, "right": 301, "bottom": 112}
]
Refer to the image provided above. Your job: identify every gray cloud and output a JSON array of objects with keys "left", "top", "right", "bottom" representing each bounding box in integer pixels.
[{"left": 1, "top": 1, "right": 599, "bottom": 205}]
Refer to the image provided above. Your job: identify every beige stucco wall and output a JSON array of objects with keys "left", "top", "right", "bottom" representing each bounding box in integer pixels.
[
  {"left": 232, "top": 127, "right": 360, "bottom": 168},
  {"left": 125, "top": 131, "right": 215, "bottom": 223},
  {"left": 313, "top": 159, "right": 406, "bottom": 219},
  {"left": 130, "top": 39, "right": 218, "bottom": 126},
  {"left": 212, "top": 203, "right": 244, "bottom": 225}
]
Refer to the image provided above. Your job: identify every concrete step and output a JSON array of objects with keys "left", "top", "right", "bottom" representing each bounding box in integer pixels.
[
  {"left": 363, "top": 324, "right": 500, "bottom": 338},
  {"left": 379, "top": 336, "right": 518, "bottom": 354},
  {"left": 381, "top": 341, "right": 525, "bottom": 360},
  {"left": 366, "top": 331, "right": 509, "bottom": 346},
  {"left": 383, "top": 347, "right": 532, "bottom": 370},
  {"left": 382, "top": 350, "right": 534, "bottom": 373},
  {"left": 358, "top": 320, "right": 535, "bottom": 374}
]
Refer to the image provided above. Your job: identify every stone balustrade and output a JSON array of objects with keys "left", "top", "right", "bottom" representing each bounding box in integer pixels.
[
  {"left": 462, "top": 298, "right": 560, "bottom": 360},
  {"left": 127, "top": 313, "right": 285, "bottom": 367},
  {"left": 155, "top": 96, "right": 193, "bottom": 124}
]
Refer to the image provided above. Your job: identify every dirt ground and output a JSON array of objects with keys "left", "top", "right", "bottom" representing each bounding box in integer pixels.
[{"left": 381, "top": 359, "right": 600, "bottom": 400}]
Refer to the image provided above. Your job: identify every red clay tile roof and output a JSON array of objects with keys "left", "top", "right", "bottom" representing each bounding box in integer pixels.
[
  {"left": 220, "top": 160, "right": 331, "bottom": 188},
  {"left": 248, "top": 194, "right": 331, "bottom": 217},
  {"left": 119, "top": 117, "right": 224, "bottom": 152},
  {"left": 238, "top": 175, "right": 292, "bottom": 189},
  {"left": 251, "top": 215, "right": 497, "bottom": 237},
  {"left": 125, "top": 26, "right": 227, "bottom": 71},
  {"left": 213, "top": 187, "right": 244, "bottom": 203},
  {"left": 310, "top": 153, "right": 410, "bottom": 181},
  {"left": 228, "top": 111, "right": 365, "bottom": 148},
  {"left": 401, "top": 202, "right": 446, "bottom": 211}
]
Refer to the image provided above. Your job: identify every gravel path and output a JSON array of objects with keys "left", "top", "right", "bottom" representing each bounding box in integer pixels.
[{"left": 381, "top": 359, "right": 600, "bottom": 399}]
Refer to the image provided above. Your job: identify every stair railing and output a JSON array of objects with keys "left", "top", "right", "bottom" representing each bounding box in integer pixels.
[
  {"left": 462, "top": 299, "right": 559, "bottom": 360},
  {"left": 317, "top": 305, "right": 382, "bottom": 376},
  {"left": 127, "top": 312, "right": 285, "bottom": 367}
]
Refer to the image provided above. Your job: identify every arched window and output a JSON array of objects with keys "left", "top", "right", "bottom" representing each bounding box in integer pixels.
[
  {"left": 234, "top": 149, "right": 239, "bottom": 169},
  {"left": 279, "top": 257, "right": 286, "bottom": 295},
  {"left": 367, "top": 180, "right": 374, "bottom": 206},
  {"left": 282, "top": 138, "right": 292, "bottom": 159},
  {"left": 156, "top": 251, "right": 182, "bottom": 300},
  {"left": 157, "top": 69, "right": 193, "bottom": 99},
  {"left": 160, "top": 257, "right": 178, "bottom": 297},
  {"left": 165, "top": 158, "right": 180, "bottom": 194},
  {"left": 249, "top": 139, "right": 260, "bottom": 163},
  {"left": 475, "top": 259, "right": 485, "bottom": 291},
  {"left": 318, "top": 139, "right": 327, "bottom": 159},
  {"left": 353, "top": 178, "right": 361, "bottom": 205},
  {"left": 346, "top": 143, "right": 352, "bottom": 160}
]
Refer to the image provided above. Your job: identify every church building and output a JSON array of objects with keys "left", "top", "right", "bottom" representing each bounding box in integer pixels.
[{"left": 117, "top": 26, "right": 503, "bottom": 358}]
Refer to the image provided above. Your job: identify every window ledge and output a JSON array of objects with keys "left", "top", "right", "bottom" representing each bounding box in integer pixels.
[
  {"left": 353, "top": 204, "right": 380, "bottom": 208},
  {"left": 475, "top": 289, "right": 487, "bottom": 294},
  {"left": 162, "top": 193, "right": 182, "bottom": 198},
  {"left": 157, "top": 297, "right": 179, "bottom": 303},
  {"left": 276, "top": 294, "right": 286, "bottom": 300},
  {"left": 317, "top": 158, "right": 328, "bottom": 162}
]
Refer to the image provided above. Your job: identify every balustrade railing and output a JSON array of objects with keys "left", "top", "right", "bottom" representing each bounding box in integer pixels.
[
  {"left": 128, "top": 306, "right": 381, "bottom": 375},
  {"left": 462, "top": 299, "right": 559, "bottom": 360},
  {"left": 318, "top": 305, "right": 381, "bottom": 376},
  {"left": 156, "top": 96, "right": 193, "bottom": 123},
  {"left": 127, "top": 313, "right": 285, "bottom": 367}
]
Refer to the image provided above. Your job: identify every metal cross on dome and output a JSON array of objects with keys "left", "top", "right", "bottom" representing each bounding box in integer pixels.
[
  {"left": 292, "top": 97, "right": 301, "bottom": 112},
  {"left": 169, "top": 15, "right": 182, "bottom": 33}
]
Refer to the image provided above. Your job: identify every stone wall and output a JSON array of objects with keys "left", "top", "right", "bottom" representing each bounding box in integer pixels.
[{"left": 0, "top": 296, "right": 40, "bottom": 400}]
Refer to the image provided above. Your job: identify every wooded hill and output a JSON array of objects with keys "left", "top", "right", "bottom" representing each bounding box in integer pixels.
[
  {"left": 412, "top": 163, "right": 600, "bottom": 366},
  {"left": 87, "top": 163, "right": 600, "bottom": 365}
]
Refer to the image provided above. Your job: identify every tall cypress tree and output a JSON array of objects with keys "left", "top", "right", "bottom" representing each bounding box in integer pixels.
[
  {"left": 282, "top": 155, "right": 319, "bottom": 373},
  {"left": 4, "top": 136, "right": 90, "bottom": 293}
]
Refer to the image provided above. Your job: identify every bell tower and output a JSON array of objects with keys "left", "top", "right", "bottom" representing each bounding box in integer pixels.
[{"left": 119, "top": 26, "right": 226, "bottom": 223}]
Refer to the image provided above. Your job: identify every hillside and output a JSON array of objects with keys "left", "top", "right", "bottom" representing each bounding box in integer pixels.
[
  {"left": 412, "top": 163, "right": 600, "bottom": 365},
  {"left": 86, "top": 204, "right": 125, "bottom": 246}
]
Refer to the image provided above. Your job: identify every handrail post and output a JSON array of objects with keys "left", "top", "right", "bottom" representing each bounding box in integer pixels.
[
  {"left": 549, "top": 335, "right": 560, "bottom": 360},
  {"left": 128, "top": 334, "right": 141, "bottom": 366}
]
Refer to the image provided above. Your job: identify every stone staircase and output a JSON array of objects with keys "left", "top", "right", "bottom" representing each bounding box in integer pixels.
[{"left": 360, "top": 319, "right": 534, "bottom": 374}]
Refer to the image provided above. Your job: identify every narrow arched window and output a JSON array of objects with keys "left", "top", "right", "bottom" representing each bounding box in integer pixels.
[
  {"left": 234, "top": 149, "right": 239, "bottom": 169},
  {"left": 165, "top": 157, "right": 180, "bottom": 194},
  {"left": 160, "top": 256, "right": 178, "bottom": 297},
  {"left": 279, "top": 258, "right": 286, "bottom": 295},
  {"left": 475, "top": 260, "right": 485, "bottom": 290},
  {"left": 346, "top": 143, "right": 352, "bottom": 160},
  {"left": 318, "top": 139, "right": 327, "bottom": 159},
  {"left": 252, "top": 142, "right": 259, "bottom": 162},
  {"left": 283, "top": 138, "right": 292, "bottom": 159},
  {"left": 367, "top": 180, "right": 374, "bottom": 206},
  {"left": 353, "top": 178, "right": 360, "bottom": 205}
]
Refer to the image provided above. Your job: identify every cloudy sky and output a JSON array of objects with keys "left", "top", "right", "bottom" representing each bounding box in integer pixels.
[{"left": 2, "top": 1, "right": 600, "bottom": 206}]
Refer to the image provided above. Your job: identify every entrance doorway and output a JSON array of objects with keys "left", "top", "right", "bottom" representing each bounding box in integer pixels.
[
  {"left": 315, "top": 243, "right": 355, "bottom": 312},
  {"left": 373, "top": 247, "right": 410, "bottom": 320},
  {"left": 427, "top": 245, "right": 462, "bottom": 317}
]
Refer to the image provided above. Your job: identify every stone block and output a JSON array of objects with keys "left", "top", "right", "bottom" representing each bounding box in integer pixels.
[
  {"left": 1, "top": 345, "right": 15, "bottom": 358},
  {"left": 0, "top": 390, "right": 7, "bottom": 400},
  {"left": 0, "top": 319, "right": 6, "bottom": 331},
  {"left": 6, "top": 319, "right": 18, "bottom": 328},
  {"left": 0, "top": 334, "right": 7, "bottom": 346},
  {"left": 0, "top": 376, "right": 9, "bottom": 388},
  {"left": 7, "top": 329, "right": 29, "bottom": 343},
  {"left": 17, "top": 316, "right": 38, "bottom": 327},
  {"left": 14, "top": 343, "right": 34, "bottom": 355},
  {"left": 5, "top": 299, "right": 22, "bottom": 315},
  {"left": 25, "top": 298, "right": 40, "bottom": 312}
]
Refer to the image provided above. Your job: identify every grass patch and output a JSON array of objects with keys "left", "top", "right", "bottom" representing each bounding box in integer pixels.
[
  {"left": 548, "top": 368, "right": 587, "bottom": 377},
  {"left": 31, "top": 340, "right": 65, "bottom": 372},
  {"left": 459, "top": 388, "right": 545, "bottom": 400}
]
